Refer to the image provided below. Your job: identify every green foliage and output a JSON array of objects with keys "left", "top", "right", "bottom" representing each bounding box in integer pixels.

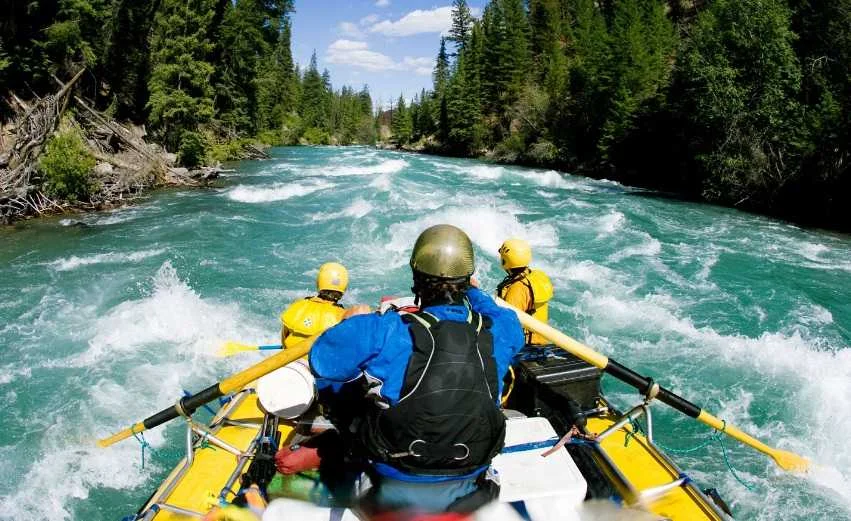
[
  {"left": 147, "top": 0, "right": 215, "bottom": 151},
  {"left": 391, "top": 94, "right": 413, "bottom": 144},
  {"left": 178, "top": 131, "right": 207, "bottom": 167},
  {"left": 449, "top": 0, "right": 475, "bottom": 53},
  {"left": 301, "top": 127, "right": 331, "bottom": 145},
  {"left": 677, "top": 0, "right": 804, "bottom": 205},
  {"left": 38, "top": 129, "right": 97, "bottom": 202}
]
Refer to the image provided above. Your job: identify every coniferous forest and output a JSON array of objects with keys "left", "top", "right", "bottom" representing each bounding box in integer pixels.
[
  {"left": 393, "top": 0, "right": 851, "bottom": 231},
  {"left": 1, "top": 0, "right": 850, "bottom": 230},
  {"left": 0, "top": 0, "right": 373, "bottom": 165}
]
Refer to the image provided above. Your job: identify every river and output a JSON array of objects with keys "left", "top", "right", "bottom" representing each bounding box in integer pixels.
[{"left": 0, "top": 146, "right": 849, "bottom": 520}]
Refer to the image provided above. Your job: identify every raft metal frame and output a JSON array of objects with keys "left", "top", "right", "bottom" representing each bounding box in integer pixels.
[
  {"left": 589, "top": 396, "right": 730, "bottom": 518},
  {"left": 137, "top": 389, "right": 264, "bottom": 521}
]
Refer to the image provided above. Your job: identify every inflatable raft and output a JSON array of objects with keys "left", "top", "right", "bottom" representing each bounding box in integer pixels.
[{"left": 128, "top": 329, "right": 732, "bottom": 520}]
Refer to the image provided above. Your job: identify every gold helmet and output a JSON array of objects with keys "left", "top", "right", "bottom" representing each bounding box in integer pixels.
[
  {"left": 498, "top": 238, "right": 532, "bottom": 271},
  {"left": 410, "top": 224, "right": 475, "bottom": 279},
  {"left": 316, "top": 262, "right": 348, "bottom": 293}
]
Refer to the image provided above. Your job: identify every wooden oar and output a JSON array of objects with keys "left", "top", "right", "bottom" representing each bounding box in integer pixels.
[
  {"left": 97, "top": 337, "right": 314, "bottom": 448},
  {"left": 216, "top": 340, "right": 282, "bottom": 358},
  {"left": 496, "top": 297, "right": 810, "bottom": 472}
]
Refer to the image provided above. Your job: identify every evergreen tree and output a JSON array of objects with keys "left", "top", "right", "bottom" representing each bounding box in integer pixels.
[
  {"left": 433, "top": 38, "right": 451, "bottom": 97},
  {"left": 103, "top": 0, "right": 162, "bottom": 121},
  {"left": 449, "top": 0, "right": 475, "bottom": 53},
  {"left": 147, "top": 0, "right": 215, "bottom": 152},
  {"left": 599, "top": 0, "right": 676, "bottom": 156},
  {"left": 256, "top": 18, "right": 297, "bottom": 133},
  {"left": 676, "top": 0, "right": 804, "bottom": 206},
  {"left": 300, "top": 51, "right": 329, "bottom": 131},
  {"left": 391, "top": 93, "right": 413, "bottom": 144}
]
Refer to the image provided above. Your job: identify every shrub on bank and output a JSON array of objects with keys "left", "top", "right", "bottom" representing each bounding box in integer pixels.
[
  {"left": 38, "top": 129, "right": 96, "bottom": 202},
  {"left": 178, "top": 131, "right": 206, "bottom": 167}
]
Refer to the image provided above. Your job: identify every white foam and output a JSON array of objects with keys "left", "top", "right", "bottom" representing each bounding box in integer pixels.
[
  {"left": 369, "top": 173, "right": 393, "bottom": 191},
  {"left": 468, "top": 165, "right": 505, "bottom": 180},
  {"left": 386, "top": 206, "right": 559, "bottom": 265},
  {"left": 608, "top": 233, "right": 662, "bottom": 262},
  {"left": 311, "top": 198, "right": 374, "bottom": 221},
  {"left": 64, "top": 261, "right": 269, "bottom": 367},
  {"left": 49, "top": 248, "right": 167, "bottom": 272},
  {"left": 225, "top": 179, "right": 334, "bottom": 203},
  {"left": 596, "top": 211, "right": 626, "bottom": 237},
  {"left": 0, "top": 365, "right": 31, "bottom": 385},
  {"left": 314, "top": 158, "right": 408, "bottom": 177}
]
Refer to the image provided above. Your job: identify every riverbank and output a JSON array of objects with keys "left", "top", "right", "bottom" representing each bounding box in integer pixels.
[
  {"left": 380, "top": 139, "right": 851, "bottom": 234},
  {"left": 0, "top": 74, "right": 272, "bottom": 225}
]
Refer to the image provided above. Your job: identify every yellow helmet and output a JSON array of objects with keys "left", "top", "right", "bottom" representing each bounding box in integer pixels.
[
  {"left": 410, "top": 224, "right": 475, "bottom": 279},
  {"left": 498, "top": 238, "right": 532, "bottom": 271},
  {"left": 316, "top": 262, "right": 348, "bottom": 293}
]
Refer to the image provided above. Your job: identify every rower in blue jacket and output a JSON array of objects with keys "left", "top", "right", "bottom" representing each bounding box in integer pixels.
[{"left": 308, "top": 224, "right": 525, "bottom": 513}]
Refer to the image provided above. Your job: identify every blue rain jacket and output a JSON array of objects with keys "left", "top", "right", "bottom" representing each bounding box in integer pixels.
[{"left": 308, "top": 287, "right": 525, "bottom": 405}]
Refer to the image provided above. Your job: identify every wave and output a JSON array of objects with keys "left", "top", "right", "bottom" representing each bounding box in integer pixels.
[
  {"left": 386, "top": 205, "right": 559, "bottom": 267},
  {"left": 313, "top": 158, "right": 408, "bottom": 177},
  {"left": 49, "top": 248, "right": 167, "bottom": 272},
  {"left": 65, "top": 261, "right": 270, "bottom": 367},
  {"left": 225, "top": 179, "right": 334, "bottom": 203},
  {"left": 311, "top": 198, "right": 374, "bottom": 222}
]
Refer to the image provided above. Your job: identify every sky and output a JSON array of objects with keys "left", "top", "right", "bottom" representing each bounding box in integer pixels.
[{"left": 290, "top": 1, "right": 483, "bottom": 110}]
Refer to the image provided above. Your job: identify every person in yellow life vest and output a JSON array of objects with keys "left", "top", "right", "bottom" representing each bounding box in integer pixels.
[
  {"left": 496, "top": 238, "right": 554, "bottom": 345},
  {"left": 280, "top": 262, "right": 348, "bottom": 349}
]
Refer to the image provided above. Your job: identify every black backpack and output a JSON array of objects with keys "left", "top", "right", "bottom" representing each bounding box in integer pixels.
[{"left": 360, "top": 309, "right": 506, "bottom": 476}]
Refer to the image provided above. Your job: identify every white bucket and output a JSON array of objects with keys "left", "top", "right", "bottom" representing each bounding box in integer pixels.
[{"left": 256, "top": 359, "right": 315, "bottom": 419}]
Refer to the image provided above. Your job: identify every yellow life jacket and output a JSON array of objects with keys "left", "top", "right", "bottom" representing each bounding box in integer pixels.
[
  {"left": 498, "top": 268, "right": 553, "bottom": 345},
  {"left": 280, "top": 296, "right": 345, "bottom": 349}
]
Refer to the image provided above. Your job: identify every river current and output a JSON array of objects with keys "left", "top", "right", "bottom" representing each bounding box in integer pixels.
[{"left": 0, "top": 146, "right": 849, "bottom": 520}]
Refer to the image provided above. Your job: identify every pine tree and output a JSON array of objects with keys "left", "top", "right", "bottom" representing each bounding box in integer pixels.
[
  {"left": 256, "top": 18, "right": 296, "bottom": 133},
  {"left": 147, "top": 0, "right": 215, "bottom": 153},
  {"left": 599, "top": 0, "right": 676, "bottom": 155},
  {"left": 300, "top": 51, "right": 328, "bottom": 131},
  {"left": 102, "top": 0, "right": 162, "bottom": 121},
  {"left": 449, "top": 0, "right": 475, "bottom": 54},
  {"left": 391, "top": 93, "right": 412, "bottom": 144},
  {"left": 433, "top": 38, "right": 451, "bottom": 97}
]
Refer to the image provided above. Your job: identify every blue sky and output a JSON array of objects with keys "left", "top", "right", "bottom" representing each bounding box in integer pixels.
[{"left": 290, "top": 1, "right": 483, "bottom": 110}]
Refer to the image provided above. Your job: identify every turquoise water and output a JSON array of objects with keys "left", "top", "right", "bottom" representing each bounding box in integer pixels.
[{"left": 1, "top": 146, "right": 849, "bottom": 520}]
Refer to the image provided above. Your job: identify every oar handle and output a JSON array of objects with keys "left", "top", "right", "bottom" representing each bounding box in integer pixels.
[{"left": 98, "top": 338, "right": 314, "bottom": 448}]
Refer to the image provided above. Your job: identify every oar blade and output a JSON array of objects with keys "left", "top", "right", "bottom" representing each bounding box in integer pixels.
[
  {"left": 772, "top": 449, "right": 810, "bottom": 472},
  {"left": 216, "top": 341, "right": 256, "bottom": 358}
]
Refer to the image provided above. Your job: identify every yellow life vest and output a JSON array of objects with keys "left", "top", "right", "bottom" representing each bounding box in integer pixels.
[
  {"left": 280, "top": 296, "right": 345, "bottom": 349},
  {"left": 498, "top": 268, "right": 553, "bottom": 345}
]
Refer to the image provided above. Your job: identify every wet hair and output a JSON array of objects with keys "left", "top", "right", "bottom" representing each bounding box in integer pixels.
[
  {"left": 318, "top": 289, "right": 343, "bottom": 302},
  {"left": 411, "top": 270, "right": 470, "bottom": 307}
]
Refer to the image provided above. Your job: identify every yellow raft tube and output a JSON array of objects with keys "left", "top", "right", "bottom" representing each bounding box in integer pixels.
[{"left": 132, "top": 385, "right": 728, "bottom": 520}]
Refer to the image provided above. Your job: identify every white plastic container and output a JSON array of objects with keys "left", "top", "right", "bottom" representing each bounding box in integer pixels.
[{"left": 256, "top": 359, "right": 315, "bottom": 419}]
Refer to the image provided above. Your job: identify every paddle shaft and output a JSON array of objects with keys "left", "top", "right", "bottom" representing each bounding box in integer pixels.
[
  {"left": 495, "top": 297, "right": 800, "bottom": 466},
  {"left": 98, "top": 338, "right": 313, "bottom": 447}
]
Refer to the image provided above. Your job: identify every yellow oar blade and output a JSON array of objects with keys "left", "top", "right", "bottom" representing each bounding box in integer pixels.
[
  {"left": 696, "top": 411, "right": 810, "bottom": 473},
  {"left": 216, "top": 341, "right": 256, "bottom": 357},
  {"left": 97, "top": 422, "right": 145, "bottom": 448},
  {"left": 771, "top": 449, "right": 810, "bottom": 472}
]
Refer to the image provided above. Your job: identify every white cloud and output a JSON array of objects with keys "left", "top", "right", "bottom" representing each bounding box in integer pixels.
[
  {"left": 400, "top": 57, "right": 434, "bottom": 76},
  {"left": 359, "top": 14, "right": 380, "bottom": 26},
  {"left": 369, "top": 6, "right": 453, "bottom": 37},
  {"left": 375, "top": 0, "right": 390, "bottom": 6},
  {"left": 338, "top": 21, "right": 364, "bottom": 38},
  {"left": 325, "top": 40, "right": 434, "bottom": 76}
]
